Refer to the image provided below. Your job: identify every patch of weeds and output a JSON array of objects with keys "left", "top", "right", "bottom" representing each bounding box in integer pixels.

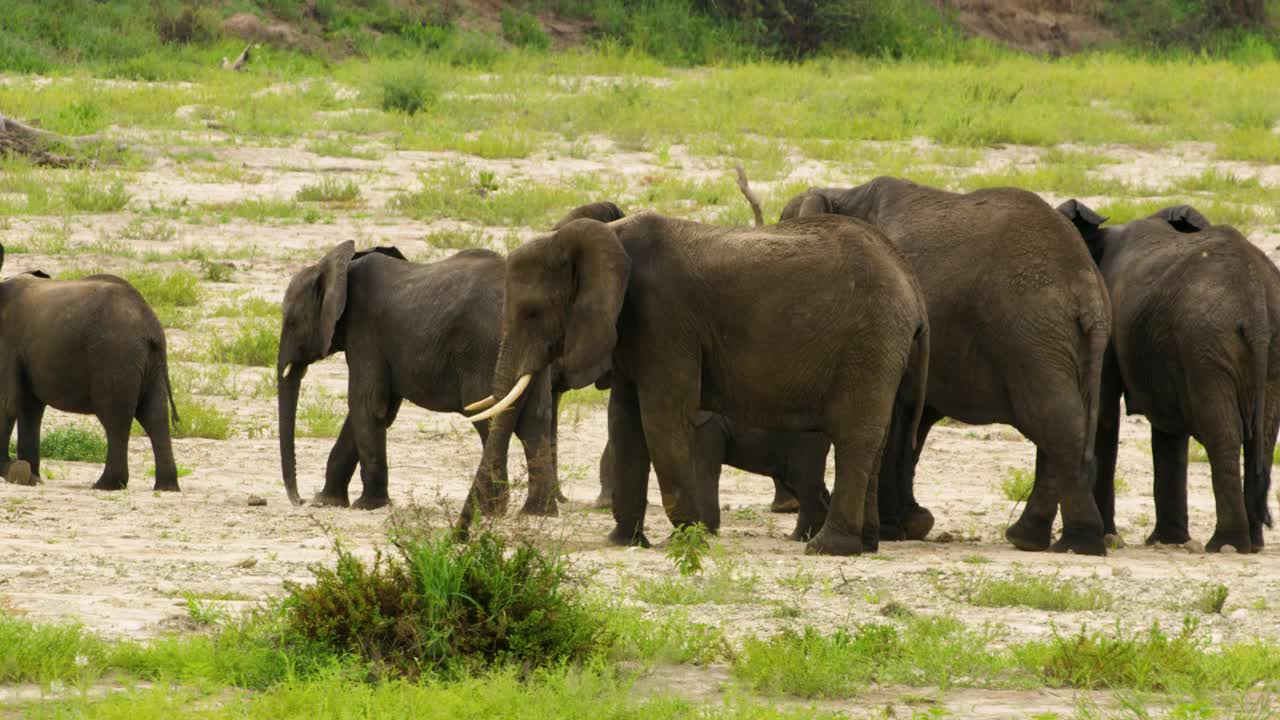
[
  {"left": 960, "top": 555, "right": 991, "bottom": 565},
  {"left": 1000, "top": 468, "right": 1034, "bottom": 502},
  {"left": 501, "top": 8, "right": 550, "bottom": 51},
  {"left": 182, "top": 592, "right": 228, "bottom": 626},
  {"left": 379, "top": 67, "right": 439, "bottom": 116},
  {"left": 210, "top": 296, "right": 281, "bottom": 319},
  {"left": 778, "top": 568, "right": 816, "bottom": 594},
  {"left": 63, "top": 177, "right": 129, "bottom": 213},
  {"left": 962, "top": 571, "right": 1114, "bottom": 612},
  {"left": 199, "top": 258, "right": 234, "bottom": 282},
  {"left": 1193, "top": 584, "right": 1229, "bottom": 614},
  {"left": 124, "top": 269, "right": 202, "bottom": 308},
  {"left": 146, "top": 465, "right": 193, "bottom": 480},
  {"left": 114, "top": 217, "right": 177, "bottom": 245},
  {"left": 205, "top": 320, "right": 280, "bottom": 367},
  {"left": 667, "top": 522, "right": 710, "bottom": 577},
  {"left": 295, "top": 177, "right": 361, "bottom": 203},
  {"left": 423, "top": 227, "right": 487, "bottom": 251},
  {"left": 306, "top": 137, "right": 384, "bottom": 160},
  {"left": 390, "top": 164, "right": 618, "bottom": 228},
  {"left": 732, "top": 506, "right": 763, "bottom": 523},
  {"left": 284, "top": 529, "right": 604, "bottom": 678},
  {"left": 299, "top": 386, "right": 345, "bottom": 438},
  {"left": 603, "top": 605, "right": 729, "bottom": 665},
  {"left": 633, "top": 544, "right": 759, "bottom": 606},
  {"left": 7, "top": 424, "right": 106, "bottom": 463}
]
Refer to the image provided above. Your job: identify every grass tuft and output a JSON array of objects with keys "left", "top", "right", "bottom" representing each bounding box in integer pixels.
[
  {"left": 205, "top": 320, "right": 280, "bottom": 367},
  {"left": 963, "top": 571, "right": 1114, "bottom": 612},
  {"left": 7, "top": 424, "right": 107, "bottom": 463},
  {"left": 295, "top": 177, "right": 361, "bottom": 203},
  {"left": 999, "top": 468, "right": 1034, "bottom": 502}
]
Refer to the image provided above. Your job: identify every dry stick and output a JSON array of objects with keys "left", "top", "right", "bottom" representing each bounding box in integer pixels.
[{"left": 734, "top": 164, "right": 764, "bottom": 227}]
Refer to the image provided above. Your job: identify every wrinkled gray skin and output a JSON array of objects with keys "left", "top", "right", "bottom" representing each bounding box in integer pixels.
[
  {"left": 562, "top": 203, "right": 831, "bottom": 537},
  {"left": 277, "top": 242, "right": 559, "bottom": 515},
  {"left": 475, "top": 212, "right": 929, "bottom": 555},
  {"left": 1059, "top": 201, "right": 1279, "bottom": 553},
  {"left": 0, "top": 245, "right": 179, "bottom": 491},
  {"left": 784, "top": 177, "right": 1111, "bottom": 555}
]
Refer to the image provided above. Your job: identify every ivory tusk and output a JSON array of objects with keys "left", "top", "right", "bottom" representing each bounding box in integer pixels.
[
  {"left": 281, "top": 363, "right": 293, "bottom": 378},
  {"left": 464, "top": 395, "right": 496, "bottom": 412},
  {"left": 467, "top": 374, "right": 532, "bottom": 423}
]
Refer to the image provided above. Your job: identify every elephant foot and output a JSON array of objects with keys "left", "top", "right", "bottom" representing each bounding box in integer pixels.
[
  {"left": 607, "top": 523, "right": 650, "bottom": 548},
  {"left": 1144, "top": 525, "right": 1191, "bottom": 546},
  {"left": 1005, "top": 516, "right": 1052, "bottom": 552},
  {"left": 556, "top": 490, "right": 569, "bottom": 503},
  {"left": 770, "top": 492, "right": 800, "bottom": 514},
  {"left": 1206, "top": 527, "right": 1252, "bottom": 554},
  {"left": 904, "top": 505, "right": 934, "bottom": 541},
  {"left": 591, "top": 493, "right": 612, "bottom": 510},
  {"left": 879, "top": 523, "right": 907, "bottom": 541},
  {"left": 152, "top": 481, "right": 181, "bottom": 492},
  {"left": 788, "top": 514, "right": 825, "bottom": 542},
  {"left": 1103, "top": 533, "right": 1126, "bottom": 550},
  {"left": 351, "top": 494, "right": 390, "bottom": 511},
  {"left": 1250, "top": 524, "right": 1265, "bottom": 552},
  {"left": 1050, "top": 523, "right": 1107, "bottom": 556},
  {"left": 4, "top": 461, "right": 37, "bottom": 487},
  {"left": 92, "top": 474, "right": 127, "bottom": 491},
  {"left": 519, "top": 497, "right": 559, "bottom": 517},
  {"left": 311, "top": 491, "right": 351, "bottom": 508},
  {"left": 804, "top": 526, "right": 864, "bottom": 556}
]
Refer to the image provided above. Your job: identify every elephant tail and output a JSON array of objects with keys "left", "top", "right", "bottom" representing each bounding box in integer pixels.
[
  {"left": 163, "top": 358, "right": 181, "bottom": 428},
  {"left": 1243, "top": 267, "right": 1272, "bottom": 529},
  {"left": 1079, "top": 313, "right": 1108, "bottom": 469},
  {"left": 908, "top": 317, "right": 930, "bottom": 450}
]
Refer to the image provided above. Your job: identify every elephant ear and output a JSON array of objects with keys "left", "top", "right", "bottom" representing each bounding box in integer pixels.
[
  {"left": 1056, "top": 199, "right": 1108, "bottom": 265},
  {"left": 353, "top": 245, "right": 407, "bottom": 261},
  {"left": 797, "top": 191, "right": 832, "bottom": 217},
  {"left": 560, "top": 219, "right": 631, "bottom": 389},
  {"left": 316, "top": 241, "right": 356, "bottom": 355},
  {"left": 554, "top": 201, "right": 625, "bottom": 229},
  {"left": 1152, "top": 205, "right": 1211, "bottom": 234}
]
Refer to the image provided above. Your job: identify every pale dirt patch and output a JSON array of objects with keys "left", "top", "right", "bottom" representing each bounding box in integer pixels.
[{"left": 2, "top": 123, "right": 1280, "bottom": 716}]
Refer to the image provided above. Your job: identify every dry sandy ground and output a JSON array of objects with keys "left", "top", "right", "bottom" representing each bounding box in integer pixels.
[{"left": 1, "top": 101, "right": 1279, "bottom": 717}]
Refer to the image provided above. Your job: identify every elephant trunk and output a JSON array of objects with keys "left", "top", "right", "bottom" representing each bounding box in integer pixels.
[{"left": 278, "top": 361, "right": 304, "bottom": 505}]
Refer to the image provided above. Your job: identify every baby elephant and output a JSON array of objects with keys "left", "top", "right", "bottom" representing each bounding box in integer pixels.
[
  {"left": 1059, "top": 201, "right": 1280, "bottom": 553},
  {"left": 0, "top": 246, "right": 180, "bottom": 491}
]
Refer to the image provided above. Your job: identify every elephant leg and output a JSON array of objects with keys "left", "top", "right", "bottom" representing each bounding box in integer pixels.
[
  {"left": 606, "top": 375, "right": 652, "bottom": 547},
  {"left": 1246, "top": 389, "right": 1280, "bottom": 550},
  {"left": 595, "top": 439, "right": 615, "bottom": 509},
  {"left": 459, "top": 396, "right": 517, "bottom": 530},
  {"left": 0, "top": 403, "right": 31, "bottom": 485},
  {"left": 15, "top": 396, "right": 45, "bottom": 482},
  {"left": 636, "top": 391, "right": 702, "bottom": 535},
  {"left": 313, "top": 417, "right": 357, "bottom": 507},
  {"left": 878, "top": 401, "right": 939, "bottom": 541},
  {"left": 93, "top": 413, "right": 132, "bottom": 492},
  {"left": 349, "top": 397, "right": 400, "bottom": 511},
  {"left": 807, "top": 377, "right": 897, "bottom": 557},
  {"left": 1012, "top": 406, "right": 1105, "bottom": 555},
  {"left": 136, "top": 383, "right": 179, "bottom": 492},
  {"left": 550, "top": 392, "right": 568, "bottom": 504},
  {"left": 1198, "top": 415, "right": 1251, "bottom": 553},
  {"left": 769, "top": 479, "right": 800, "bottom": 513},
  {"left": 787, "top": 435, "right": 831, "bottom": 542},
  {"left": 516, "top": 370, "right": 558, "bottom": 517},
  {"left": 690, "top": 420, "right": 725, "bottom": 534},
  {"left": 1093, "top": 353, "right": 1123, "bottom": 539},
  {"left": 1146, "top": 427, "right": 1191, "bottom": 545}
]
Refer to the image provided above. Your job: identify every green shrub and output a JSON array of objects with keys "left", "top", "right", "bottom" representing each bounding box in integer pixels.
[
  {"left": 501, "top": 8, "right": 551, "bottom": 51},
  {"left": 63, "top": 178, "right": 129, "bottom": 213},
  {"left": 380, "top": 68, "right": 438, "bottom": 116},
  {"left": 1194, "top": 583, "right": 1230, "bottom": 614},
  {"left": 999, "top": 468, "right": 1034, "bottom": 502},
  {"left": 667, "top": 522, "right": 710, "bottom": 577},
  {"left": 206, "top": 320, "right": 280, "bottom": 367},
  {"left": 126, "top": 269, "right": 202, "bottom": 308},
  {"left": 7, "top": 424, "right": 107, "bottom": 463},
  {"left": 282, "top": 530, "right": 605, "bottom": 678}
]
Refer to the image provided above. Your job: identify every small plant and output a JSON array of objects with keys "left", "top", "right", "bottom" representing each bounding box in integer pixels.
[
  {"left": 667, "top": 522, "right": 710, "bottom": 577},
  {"left": 476, "top": 170, "right": 499, "bottom": 193},
  {"left": 205, "top": 320, "right": 279, "bottom": 367},
  {"left": 181, "top": 592, "right": 227, "bottom": 626},
  {"left": 199, "top": 258, "right": 233, "bottom": 282},
  {"left": 1194, "top": 584, "right": 1229, "bottom": 614},
  {"left": 380, "top": 69, "right": 438, "bottom": 116},
  {"left": 299, "top": 387, "right": 345, "bottom": 438},
  {"left": 501, "top": 8, "right": 551, "bottom": 51},
  {"left": 1000, "top": 468, "right": 1034, "bottom": 502},
  {"left": 295, "top": 177, "right": 361, "bottom": 203}
]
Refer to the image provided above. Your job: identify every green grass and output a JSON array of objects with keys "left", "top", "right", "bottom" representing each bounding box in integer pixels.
[
  {"left": 962, "top": 571, "right": 1115, "bottom": 612},
  {"left": 295, "top": 177, "right": 362, "bottom": 203},
  {"left": 389, "top": 165, "right": 620, "bottom": 228},
  {"left": 7, "top": 424, "right": 107, "bottom": 463},
  {"left": 1192, "top": 584, "right": 1230, "bottom": 614},
  {"left": 62, "top": 177, "right": 130, "bottom": 213},
  {"left": 205, "top": 320, "right": 280, "bottom": 367},
  {"left": 999, "top": 468, "right": 1034, "bottom": 502},
  {"left": 632, "top": 546, "right": 759, "bottom": 606},
  {"left": 298, "top": 387, "right": 344, "bottom": 438},
  {"left": 306, "top": 136, "right": 385, "bottom": 160}
]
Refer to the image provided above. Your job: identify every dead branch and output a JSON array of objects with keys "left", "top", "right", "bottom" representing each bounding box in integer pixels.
[
  {"left": 735, "top": 164, "right": 764, "bottom": 227},
  {"left": 0, "top": 111, "right": 120, "bottom": 167},
  {"left": 222, "top": 44, "right": 252, "bottom": 71}
]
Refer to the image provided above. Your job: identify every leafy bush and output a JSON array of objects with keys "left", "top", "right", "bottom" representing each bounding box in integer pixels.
[
  {"left": 282, "top": 530, "right": 604, "bottom": 678},
  {"left": 667, "top": 522, "right": 710, "bottom": 577},
  {"left": 7, "top": 425, "right": 107, "bottom": 463},
  {"left": 999, "top": 468, "right": 1034, "bottom": 502},
  {"left": 1194, "top": 583, "right": 1230, "bottom": 614},
  {"left": 379, "top": 68, "right": 438, "bottom": 116},
  {"left": 206, "top": 319, "right": 280, "bottom": 367},
  {"left": 501, "top": 8, "right": 551, "bottom": 51}
]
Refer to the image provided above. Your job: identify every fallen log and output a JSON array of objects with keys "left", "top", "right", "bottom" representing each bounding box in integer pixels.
[{"left": 0, "top": 111, "right": 119, "bottom": 167}]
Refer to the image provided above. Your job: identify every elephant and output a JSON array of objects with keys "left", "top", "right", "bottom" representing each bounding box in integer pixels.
[
  {"left": 464, "top": 212, "right": 930, "bottom": 555},
  {"left": 783, "top": 176, "right": 1111, "bottom": 555},
  {"left": 559, "top": 202, "right": 831, "bottom": 535},
  {"left": 0, "top": 245, "right": 179, "bottom": 491},
  {"left": 277, "top": 241, "right": 559, "bottom": 515},
  {"left": 1058, "top": 200, "right": 1279, "bottom": 553}
]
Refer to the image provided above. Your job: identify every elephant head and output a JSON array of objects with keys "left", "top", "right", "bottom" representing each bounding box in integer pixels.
[
  {"left": 468, "top": 218, "right": 630, "bottom": 423},
  {"left": 276, "top": 241, "right": 406, "bottom": 504},
  {"left": 1057, "top": 200, "right": 1212, "bottom": 267}
]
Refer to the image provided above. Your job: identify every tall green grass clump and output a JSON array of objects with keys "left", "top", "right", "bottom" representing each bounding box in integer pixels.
[
  {"left": 283, "top": 530, "right": 605, "bottom": 679},
  {"left": 963, "top": 571, "right": 1114, "bottom": 612},
  {"left": 206, "top": 319, "right": 279, "bottom": 367},
  {"left": 7, "top": 425, "right": 107, "bottom": 463}
]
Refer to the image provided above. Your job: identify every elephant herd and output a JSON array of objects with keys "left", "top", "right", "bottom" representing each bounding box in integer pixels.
[{"left": 1, "top": 176, "right": 1276, "bottom": 557}]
